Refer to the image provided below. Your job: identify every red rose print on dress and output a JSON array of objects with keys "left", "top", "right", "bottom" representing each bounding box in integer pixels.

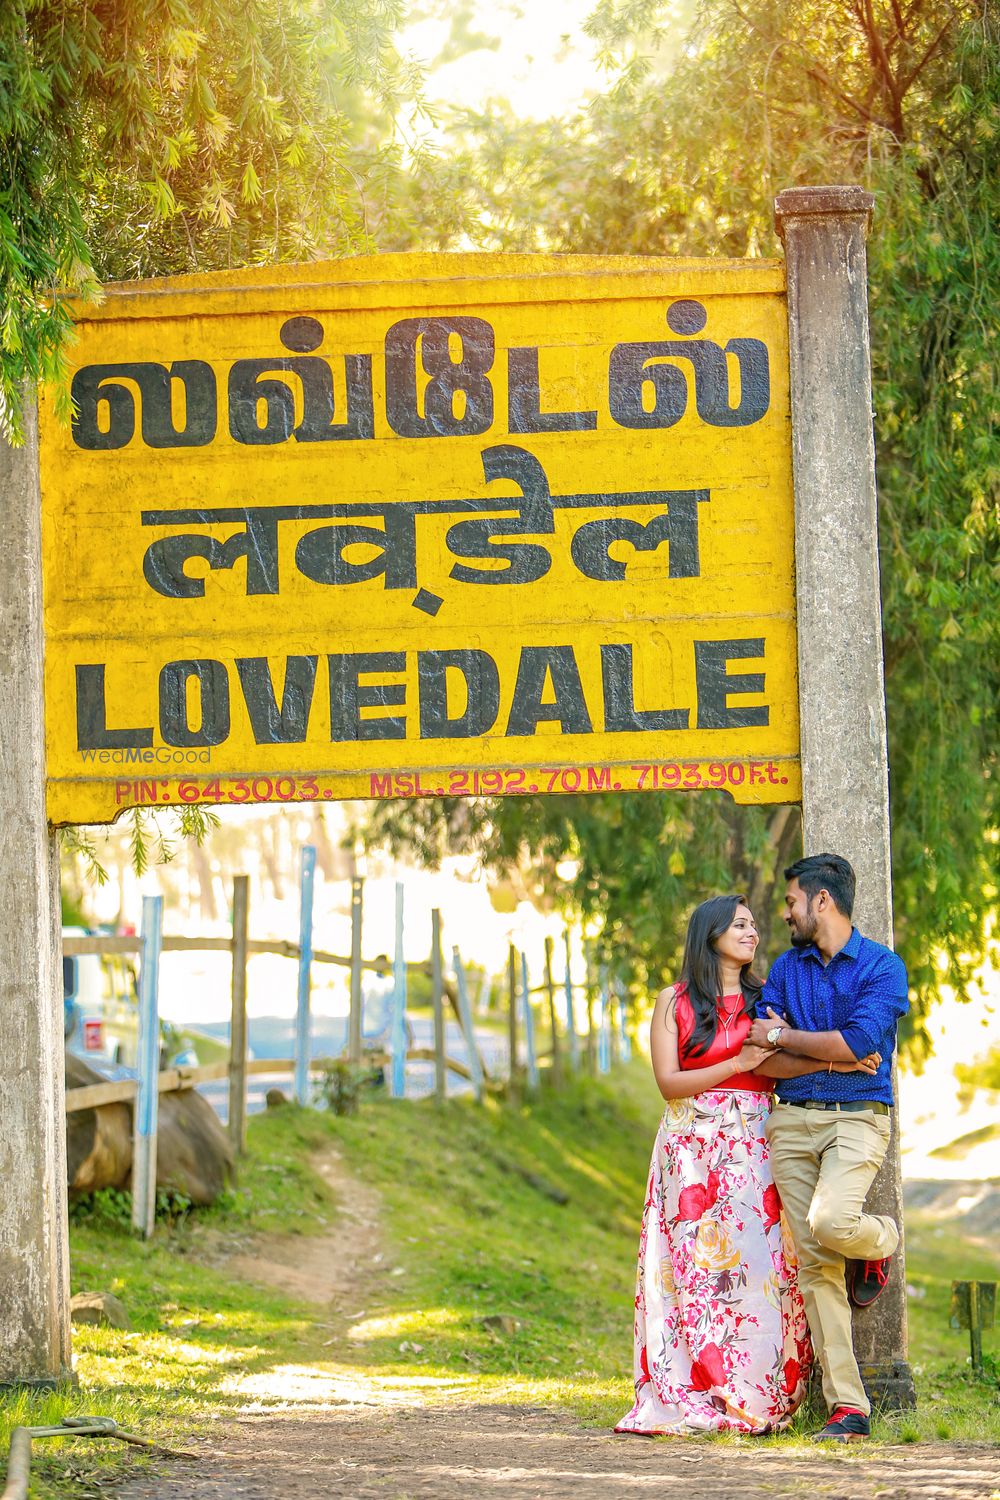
[
  {"left": 690, "top": 1342, "right": 726, "bottom": 1391},
  {"left": 677, "top": 1183, "right": 707, "bottom": 1221},
  {"left": 762, "top": 1182, "right": 781, "bottom": 1231},
  {"left": 783, "top": 1357, "right": 801, "bottom": 1393}
]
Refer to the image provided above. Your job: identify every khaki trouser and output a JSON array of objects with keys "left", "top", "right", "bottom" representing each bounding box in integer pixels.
[{"left": 765, "top": 1102, "right": 899, "bottom": 1416}]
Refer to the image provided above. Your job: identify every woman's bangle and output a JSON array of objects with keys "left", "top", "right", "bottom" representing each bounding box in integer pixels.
[{"left": 730, "top": 1057, "right": 741, "bottom": 1076}]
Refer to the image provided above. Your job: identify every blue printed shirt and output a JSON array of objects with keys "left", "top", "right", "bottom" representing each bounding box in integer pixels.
[{"left": 758, "top": 928, "right": 909, "bottom": 1105}]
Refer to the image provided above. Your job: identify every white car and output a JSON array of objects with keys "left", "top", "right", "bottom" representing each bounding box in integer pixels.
[{"left": 63, "top": 927, "right": 141, "bottom": 1068}]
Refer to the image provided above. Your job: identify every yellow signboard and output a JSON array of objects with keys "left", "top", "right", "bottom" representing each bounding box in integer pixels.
[{"left": 39, "top": 253, "right": 799, "bottom": 825}]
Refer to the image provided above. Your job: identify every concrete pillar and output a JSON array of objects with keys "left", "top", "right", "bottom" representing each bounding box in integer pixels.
[
  {"left": 775, "top": 185, "right": 915, "bottom": 1409},
  {"left": 0, "top": 395, "right": 73, "bottom": 1386}
]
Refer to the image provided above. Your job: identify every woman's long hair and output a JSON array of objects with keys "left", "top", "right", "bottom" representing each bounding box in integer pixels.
[{"left": 678, "top": 893, "right": 763, "bottom": 1059}]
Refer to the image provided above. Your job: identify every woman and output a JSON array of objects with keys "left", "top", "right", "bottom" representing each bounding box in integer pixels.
[{"left": 615, "top": 893, "right": 811, "bottom": 1436}]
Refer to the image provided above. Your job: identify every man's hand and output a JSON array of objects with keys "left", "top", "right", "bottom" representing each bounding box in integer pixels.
[
  {"left": 831, "top": 1051, "right": 881, "bottom": 1076},
  {"left": 748, "top": 1007, "right": 786, "bottom": 1048}
]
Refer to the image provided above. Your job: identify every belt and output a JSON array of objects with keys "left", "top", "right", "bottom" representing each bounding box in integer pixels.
[{"left": 784, "top": 1100, "right": 890, "bottom": 1115}]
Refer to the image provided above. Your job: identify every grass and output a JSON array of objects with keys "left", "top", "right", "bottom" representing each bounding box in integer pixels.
[{"left": 3, "top": 1059, "right": 999, "bottom": 1494}]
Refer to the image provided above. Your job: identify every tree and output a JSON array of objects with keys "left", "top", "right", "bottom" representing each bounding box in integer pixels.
[
  {"left": 0, "top": 0, "right": 431, "bottom": 440},
  {"left": 2, "top": 0, "right": 442, "bottom": 885},
  {"left": 365, "top": 0, "right": 999, "bottom": 1053}
]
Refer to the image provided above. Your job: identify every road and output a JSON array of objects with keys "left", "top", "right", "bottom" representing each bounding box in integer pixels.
[{"left": 195, "top": 1013, "right": 510, "bottom": 1122}]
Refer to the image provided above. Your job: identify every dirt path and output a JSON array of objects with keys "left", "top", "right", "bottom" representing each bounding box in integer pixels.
[
  {"left": 214, "top": 1149, "right": 384, "bottom": 1309},
  {"left": 118, "top": 1148, "right": 999, "bottom": 1500},
  {"left": 119, "top": 1409, "right": 1000, "bottom": 1500}
]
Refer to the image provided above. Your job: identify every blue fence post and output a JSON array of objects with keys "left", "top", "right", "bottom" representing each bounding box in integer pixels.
[
  {"left": 294, "top": 845, "right": 317, "bottom": 1106},
  {"left": 452, "top": 947, "right": 484, "bottom": 1101},
  {"left": 132, "top": 894, "right": 163, "bottom": 1238},
  {"left": 615, "top": 980, "right": 632, "bottom": 1062},
  {"left": 390, "top": 881, "right": 409, "bottom": 1098},
  {"left": 519, "top": 951, "right": 539, "bottom": 1091},
  {"left": 584, "top": 940, "right": 598, "bottom": 1075},
  {"left": 348, "top": 875, "right": 364, "bottom": 1066},
  {"left": 598, "top": 966, "right": 612, "bottom": 1074},
  {"left": 563, "top": 929, "right": 579, "bottom": 1072}
]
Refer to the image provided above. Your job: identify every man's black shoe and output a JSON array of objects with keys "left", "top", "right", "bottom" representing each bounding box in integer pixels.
[
  {"left": 812, "top": 1407, "right": 870, "bottom": 1442},
  {"left": 850, "top": 1255, "right": 893, "bottom": 1308}
]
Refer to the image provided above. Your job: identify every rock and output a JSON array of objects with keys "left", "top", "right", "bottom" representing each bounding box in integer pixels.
[
  {"left": 265, "top": 1088, "right": 289, "bottom": 1109},
  {"left": 481, "top": 1314, "right": 522, "bottom": 1338},
  {"left": 156, "top": 1084, "right": 234, "bottom": 1205},
  {"left": 65, "top": 1051, "right": 235, "bottom": 1206},
  {"left": 70, "top": 1291, "right": 131, "bottom": 1330},
  {"left": 65, "top": 1052, "right": 134, "bottom": 1193}
]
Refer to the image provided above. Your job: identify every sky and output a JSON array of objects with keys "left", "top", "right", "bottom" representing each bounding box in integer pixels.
[{"left": 400, "top": 0, "right": 606, "bottom": 123}]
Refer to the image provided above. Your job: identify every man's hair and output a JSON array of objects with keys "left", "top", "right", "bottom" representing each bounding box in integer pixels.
[{"left": 784, "top": 853, "right": 856, "bottom": 918}]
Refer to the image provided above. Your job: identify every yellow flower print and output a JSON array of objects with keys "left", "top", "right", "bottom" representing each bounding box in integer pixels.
[
  {"left": 660, "top": 1255, "right": 677, "bottom": 1297},
  {"left": 762, "top": 1269, "right": 782, "bottom": 1309},
  {"left": 692, "top": 1220, "right": 740, "bottom": 1272},
  {"left": 663, "top": 1098, "right": 695, "bottom": 1133}
]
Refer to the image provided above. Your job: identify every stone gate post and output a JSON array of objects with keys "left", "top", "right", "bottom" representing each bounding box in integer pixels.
[
  {"left": 0, "top": 394, "right": 72, "bottom": 1386},
  {"left": 776, "top": 184, "right": 915, "bottom": 1409}
]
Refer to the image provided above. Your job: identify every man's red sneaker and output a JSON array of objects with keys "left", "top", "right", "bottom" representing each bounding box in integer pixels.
[
  {"left": 811, "top": 1407, "right": 870, "bottom": 1442},
  {"left": 850, "top": 1255, "right": 893, "bottom": 1308}
]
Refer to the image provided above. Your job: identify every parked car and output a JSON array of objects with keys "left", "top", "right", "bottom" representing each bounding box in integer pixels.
[
  {"left": 63, "top": 927, "right": 222, "bottom": 1071},
  {"left": 63, "top": 927, "right": 141, "bottom": 1067}
]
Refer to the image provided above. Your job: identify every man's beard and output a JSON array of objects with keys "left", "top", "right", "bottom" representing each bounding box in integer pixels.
[{"left": 788, "top": 907, "right": 818, "bottom": 947}]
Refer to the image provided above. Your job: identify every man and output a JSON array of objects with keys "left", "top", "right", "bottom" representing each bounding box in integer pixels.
[{"left": 749, "top": 853, "right": 909, "bottom": 1443}]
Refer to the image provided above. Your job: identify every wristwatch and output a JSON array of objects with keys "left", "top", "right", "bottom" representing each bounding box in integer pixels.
[{"left": 766, "top": 1025, "right": 784, "bottom": 1046}]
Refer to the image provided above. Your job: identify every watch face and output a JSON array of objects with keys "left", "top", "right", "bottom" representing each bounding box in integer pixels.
[{"left": 767, "top": 1027, "right": 782, "bottom": 1043}]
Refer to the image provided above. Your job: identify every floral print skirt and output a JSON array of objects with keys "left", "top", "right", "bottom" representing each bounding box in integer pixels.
[{"left": 615, "top": 1089, "right": 811, "bottom": 1436}]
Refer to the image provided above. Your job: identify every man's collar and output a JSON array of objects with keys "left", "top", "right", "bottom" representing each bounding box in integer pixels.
[{"left": 841, "top": 927, "right": 863, "bottom": 960}]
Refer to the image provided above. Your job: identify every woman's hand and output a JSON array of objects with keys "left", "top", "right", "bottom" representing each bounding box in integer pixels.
[
  {"left": 830, "top": 1051, "right": 882, "bottom": 1075},
  {"left": 736, "top": 1041, "right": 777, "bottom": 1071}
]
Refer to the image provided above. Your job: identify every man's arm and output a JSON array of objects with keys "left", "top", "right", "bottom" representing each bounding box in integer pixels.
[
  {"left": 837, "top": 953, "right": 909, "bottom": 1061},
  {"left": 749, "top": 1007, "right": 857, "bottom": 1061},
  {"left": 755, "top": 1049, "right": 881, "bottom": 1078},
  {"left": 754, "top": 1052, "right": 827, "bottom": 1078},
  {"left": 749, "top": 950, "right": 909, "bottom": 1063}
]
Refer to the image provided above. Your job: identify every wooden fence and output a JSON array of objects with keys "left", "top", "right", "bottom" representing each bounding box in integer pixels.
[{"left": 63, "top": 849, "right": 632, "bottom": 1235}]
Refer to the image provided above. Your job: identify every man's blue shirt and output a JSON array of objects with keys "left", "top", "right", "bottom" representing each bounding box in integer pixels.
[{"left": 758, "top": 928, "right": 909, "bottom": 1105}]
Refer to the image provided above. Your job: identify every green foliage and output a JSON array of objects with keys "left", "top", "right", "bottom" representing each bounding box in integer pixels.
[
  {"left": 68, "top": 1184, "right": 194, "bottom": 1231},
  {"left": 313, "top": 1057, "right": 368, "bottom": 1114},
  {"left": 68, "top": 1185, "right": 134, "bottom": 1232},
  {"left": 367, "top": 792, "right": 801, "bottom": 991},
  {"left": 155, "top": 1186, "right": 195, "bottom": 1226},
  {"left": 1, "top": 0, "right": 433, "bottom": 441},
  {"left": 60, "top": 886, "right": 88, "bottom": 927},
  {"left": 371, "top": 0, "right": 999, "bottom": 1052},
  {"left": 955, "top": 1043, "right": 1000, "bottom": 1098},
  {"left": 62, "top": 802, "right": 221, "bottom": 888}
]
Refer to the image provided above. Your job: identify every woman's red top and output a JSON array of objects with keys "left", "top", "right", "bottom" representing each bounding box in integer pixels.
[{"left": 674, "top": 982, "right": 773, "bottom": 1092}]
